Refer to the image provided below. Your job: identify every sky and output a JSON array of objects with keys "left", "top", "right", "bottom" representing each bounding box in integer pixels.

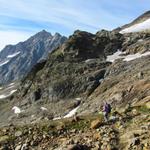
[{"left": 0, "top": 0, "right": 150, "bottom": 50}]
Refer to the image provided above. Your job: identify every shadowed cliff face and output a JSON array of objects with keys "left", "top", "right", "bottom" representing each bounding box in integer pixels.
[
  {"left": 61, "top": 30, "right": 123, "bottom": 61},
  {"left": 0, "top": 30, "right": 67, "bottom": 85}
]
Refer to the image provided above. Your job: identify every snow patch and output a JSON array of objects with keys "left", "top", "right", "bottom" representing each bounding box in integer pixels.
[
  {"left": 53, "top": 105, "right": 80, "bottom": 120},
  {"left": 106, "top": 50, "right": 124, "bottom": 62},
  {"left": 120, "top": 18, "right": 150, "bottom": 34},
  {"left": 9, "top": 83, "right": 15, "bottom": 86},
  {"left": 0, "top": 60, "right": 10, "bottom": 67},
  {"left": 40, "top": 107, "right": 48, "bottom": 111},
  {"left": 53, "top": 116, "right": 62, "bottom": 120},
  {"left": 138, "top": 39, "right": 143, "bottom": 42},
  {"left": 0, "top": 89, "right": 17, "bottom": 99},
  {"left": 85, "top": 59, "right": 94, "bottom": 63},
  {"left": 10, "top": 89, "right": 17, "bottom": 95},
  {"left": 124, "top": 51, "right": 150, "bottom": 61},
  {"left": 75, "top": 97, "right": 81, "bottom": 101},
  {"left": 64, "top": 106, "right": 80, "bottom": 118},
  {"left": 106, "top": 50, "right": 150, "bottom": 62},
  {"left": 12, "top": 106, "right": 21, "bottom": 114},
  {"left": 7, "top": 51, "right": 20, "bottom": 58},
  {"left": 0, "top": 95, "right": 7, "bottom": 99}
]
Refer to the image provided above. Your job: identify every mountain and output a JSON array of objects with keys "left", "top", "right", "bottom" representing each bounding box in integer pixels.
[
  {"left": 0, "top": 30, "right": 67, "bottom": 84},
  {"left": 118, "top": 11, "right": 150, "bottom": 33},
  {"left": 0, "top": 12, "right": 150, "bottom": 150},
  {"left": 1, "top": 28, "right": 149, "bottom": 122}
]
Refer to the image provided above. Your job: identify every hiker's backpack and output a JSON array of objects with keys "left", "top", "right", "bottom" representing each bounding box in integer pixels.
[
  {"left": 104, "top": 103, "right": 111, "bottom": 113},
  {"left": 107, "top": 104, "right": 111, "bottom": 113}
]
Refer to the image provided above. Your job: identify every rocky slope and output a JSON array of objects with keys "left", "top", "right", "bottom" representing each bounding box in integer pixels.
[
  {"left": 0, "top": 30, "right": 123, "bottom": 122},
  {"left": 0, "top": 30, "right": 67, "bottom": 84},
  {"left": 0, "top": 11, "right": 150, "bottom": 150},
  {"left": 0, "top": 29, "right": 149, "bottom": 125},
  {"left": 0, "top": 107, "right": 150, "bottom": 150}
]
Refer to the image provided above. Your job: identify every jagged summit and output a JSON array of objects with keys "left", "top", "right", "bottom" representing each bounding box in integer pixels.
[
  {"left": 54, "top": 32, "right": 62, "bottom": 37},
  {"left": 26, "top": 30, "right": 52, "bottom": 42},
  {"left": 0, "top": 30, "right": 67, "bottom": 84},
  {"left": 37, "top": 29, "right": 51, "bottom": 34},
  {"left": 0, "top": 30, "right": 52, "bottom": 54}
]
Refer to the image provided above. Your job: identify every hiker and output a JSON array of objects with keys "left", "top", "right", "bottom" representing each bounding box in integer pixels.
[{"left": 103, "top": 102, "right": 112, "bottom": 122}]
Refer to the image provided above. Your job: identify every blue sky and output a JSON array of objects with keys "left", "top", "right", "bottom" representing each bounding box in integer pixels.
[{"left": 0, "top": 0, "right": 150, "bottom": 49}]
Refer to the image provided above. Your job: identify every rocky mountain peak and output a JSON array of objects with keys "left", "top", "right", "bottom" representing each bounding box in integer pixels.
[
  {"left": 28, "top": 30, "right": 52, "bottom": 41},
  {"left": 0, "top": 31, "right": 67, "bottom": 84},
  {"left": 54, "top": 32, "right": 62, "bottom": 37},
  {"left": 38, "top": 29, "right": 52, "bottom": 35}
]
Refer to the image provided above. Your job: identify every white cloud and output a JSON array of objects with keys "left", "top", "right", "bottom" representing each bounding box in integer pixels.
[
  {"left": 0, "top": 0, "right": 148, "bottom": 50},
  {"left": 0, "top": 0, "right": 126, "bottom": 31}
]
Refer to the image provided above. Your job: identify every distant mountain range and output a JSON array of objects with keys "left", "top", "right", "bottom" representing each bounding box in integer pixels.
[{"left": 0, "top": 30, "right": 67, "bottom": 84}]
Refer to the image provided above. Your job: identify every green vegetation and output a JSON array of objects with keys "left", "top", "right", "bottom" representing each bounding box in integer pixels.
[
  {"left": 138, "top": 105, "right": 150, "bottom": 113},
  {"left": 65, "top": 119, "right": 89, "bottom": 130},
  {"left": 51, "top": 49, "right": 64, "bottom": 58}
]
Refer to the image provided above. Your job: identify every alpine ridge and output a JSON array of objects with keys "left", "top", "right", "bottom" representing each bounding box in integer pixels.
[{"left": 0, "top": 30, "right": 67, "bottom": 84}]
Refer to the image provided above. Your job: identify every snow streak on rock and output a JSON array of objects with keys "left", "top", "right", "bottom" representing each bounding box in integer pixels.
[
  {"left": 7, "top": 51, "right": 20, "bottom": 58},
  {"left": 0, "top": 60, "right": 10, "bottom": 67},
  {"left": 0, "top": 89, "right": 17, "bottom": 99},
  {"left": 106, "top": 51, "right": 150, "bottom": 62},
  {"left": 64, "top": 106, "right": 80, "bottom": 118},
  {"left": 40, "top": 107, "right": 48, "bottom": 111},
  {"left": 106, "top": 50, "right": 124, "bottom": 62}
]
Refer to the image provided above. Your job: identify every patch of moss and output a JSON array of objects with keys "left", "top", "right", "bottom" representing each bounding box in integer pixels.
[
  {"left": 138, "top": 106, "right": 150, "bottom": 113},
  {"left": 65, "top": 119, "right": 89, "bottom": 130},
  {"left": 51, "top": 49, "right": 63, "bottom": 58}
]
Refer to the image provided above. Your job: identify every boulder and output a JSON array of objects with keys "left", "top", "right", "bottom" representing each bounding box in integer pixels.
[
  {"left": 15, "top": 145, "right": 22, "bottom": 150},
  {"left": 90, "top": 118, "right": 103, "bottom": 129},
  {"left": 15, "top": 131, "right": 23, "bottom": 137}
]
